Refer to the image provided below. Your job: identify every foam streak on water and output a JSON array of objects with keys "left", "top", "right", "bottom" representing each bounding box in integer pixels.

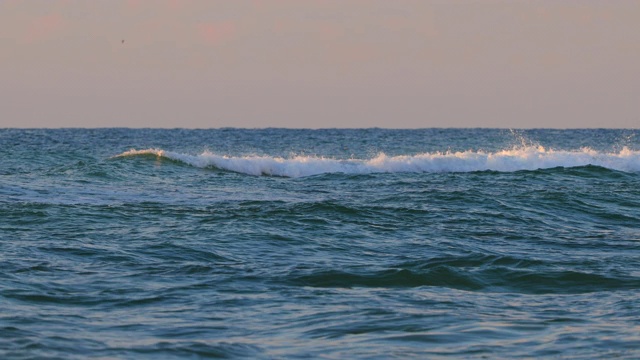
[{"left": 1, "top": 128, "right": 640, "bottom": 359}]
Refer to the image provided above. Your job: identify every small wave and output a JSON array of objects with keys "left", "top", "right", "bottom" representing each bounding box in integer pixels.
[
  {"left": 285, "top": 258, "right": 640, "bottom": 294},
  {"left": 114, "top": 147, "right": 640, "bottom": 178}
]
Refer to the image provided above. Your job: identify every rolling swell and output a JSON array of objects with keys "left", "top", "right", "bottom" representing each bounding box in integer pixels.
[{"left": 285, "top": 259, "right": 640, "bottom": 294}]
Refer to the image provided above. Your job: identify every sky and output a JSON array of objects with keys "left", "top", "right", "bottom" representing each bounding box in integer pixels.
[{"left": 1, "top": 0, "right": 639, "bottom": 129}]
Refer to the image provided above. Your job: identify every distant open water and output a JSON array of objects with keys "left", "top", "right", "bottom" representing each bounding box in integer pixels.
[{"left": 1, "top": 128, "right": 640, "bottom": 359}]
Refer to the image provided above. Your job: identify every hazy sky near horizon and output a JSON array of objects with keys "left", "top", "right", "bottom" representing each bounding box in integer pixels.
[{"left": 1, "top": 0, "right": 639, "bottom": 128}]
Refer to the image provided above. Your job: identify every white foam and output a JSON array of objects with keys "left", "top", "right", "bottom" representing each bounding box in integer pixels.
[{"left": 115, "top": 147, "right": 640, "bottom": 177}]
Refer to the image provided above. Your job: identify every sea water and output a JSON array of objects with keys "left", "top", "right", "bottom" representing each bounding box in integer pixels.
[{"left": 1, "top": 128, "right": 639, "bottom": 359}]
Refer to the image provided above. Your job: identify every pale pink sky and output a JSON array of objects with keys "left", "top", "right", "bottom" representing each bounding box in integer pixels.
[{"left": 1, "top": 0, "right": 638, "bottom": 128}]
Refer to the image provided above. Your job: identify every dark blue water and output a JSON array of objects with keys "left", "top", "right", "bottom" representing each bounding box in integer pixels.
[{"left": 1, "top": 128, "right": 640, "bottom": 359}]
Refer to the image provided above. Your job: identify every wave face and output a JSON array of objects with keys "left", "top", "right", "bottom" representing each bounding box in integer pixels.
[
  {"left": 116, "top": 146, "right": 640, "bottom": 177},
  {"left": 2, "top": 128, "right": 640, "bottom": 359}
]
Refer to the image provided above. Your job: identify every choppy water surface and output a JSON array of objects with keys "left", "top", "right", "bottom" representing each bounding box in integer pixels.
[{"left": 1, "top": 128, "right": 640, "bottom": 359}]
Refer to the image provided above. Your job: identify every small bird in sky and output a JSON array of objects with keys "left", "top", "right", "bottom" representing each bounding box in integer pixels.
[{"left": 121, "top": 39, "right": 124, "bottom": 44}]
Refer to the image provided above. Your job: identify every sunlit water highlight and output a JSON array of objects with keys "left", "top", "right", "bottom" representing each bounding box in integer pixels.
[{"left": 1, "top": 128, "right": 639, "bottom": 359}]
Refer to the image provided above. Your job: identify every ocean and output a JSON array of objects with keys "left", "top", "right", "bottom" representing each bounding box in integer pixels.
[{"left": 1, "top": 128, "right": 639, "bottom": 359}]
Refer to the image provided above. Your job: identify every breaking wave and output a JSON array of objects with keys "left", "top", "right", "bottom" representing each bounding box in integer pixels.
[{"left": 115, "top": 147, "right": 640, "bottom": 177}]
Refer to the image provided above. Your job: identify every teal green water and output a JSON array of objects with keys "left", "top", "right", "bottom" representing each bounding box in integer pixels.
[{"left": 1, "top": 128, "right": 640, "bottom": 359}]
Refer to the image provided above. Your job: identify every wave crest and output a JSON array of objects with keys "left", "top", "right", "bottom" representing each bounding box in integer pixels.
[{"left": 114, "top": 147, "right": 640, "bottom": 177}]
